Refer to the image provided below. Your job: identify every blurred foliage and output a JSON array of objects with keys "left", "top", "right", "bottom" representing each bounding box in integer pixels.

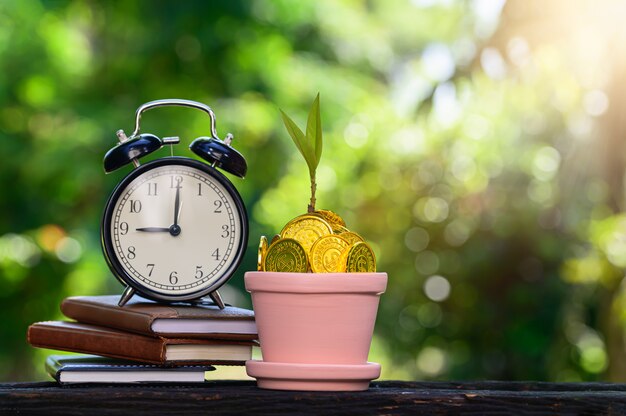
[{"left": 1, "top": 0, "right": 626, "bottom": 382}]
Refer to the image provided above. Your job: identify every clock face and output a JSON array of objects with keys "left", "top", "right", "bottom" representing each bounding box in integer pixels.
[{"left": 102, "top": 158, "right": 247, "bottom": 299}]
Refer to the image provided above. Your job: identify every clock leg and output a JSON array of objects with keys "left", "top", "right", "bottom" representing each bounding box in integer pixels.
[
  {"left": 118, "top": 286, "right": 136, "bottom": 307},
  {"left": 209, "top": 290, "right": 225, "bottom": 309}
]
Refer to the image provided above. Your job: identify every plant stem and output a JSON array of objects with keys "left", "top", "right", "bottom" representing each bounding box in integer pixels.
[{"left": 308, "top": 174, "right": 316, "bottom": 213}]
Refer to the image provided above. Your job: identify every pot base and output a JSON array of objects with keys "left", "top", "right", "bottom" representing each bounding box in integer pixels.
[{"left": 245, "top": 360, "right": 381, "bottom": 391}]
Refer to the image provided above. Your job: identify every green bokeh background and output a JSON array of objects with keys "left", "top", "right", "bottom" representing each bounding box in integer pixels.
[{"left": 2, "top": 0, "right": 626, "bottom": 382}]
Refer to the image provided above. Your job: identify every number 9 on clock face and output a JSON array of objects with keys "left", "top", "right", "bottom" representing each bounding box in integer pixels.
[{"left": 101, "top": 158, "right": 248, "bottom": 302}]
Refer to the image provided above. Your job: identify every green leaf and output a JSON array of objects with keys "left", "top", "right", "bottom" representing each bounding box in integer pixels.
[
  {"left": 306, "top": 93, "right": 323, "bottom": 171},
  {"left": 280, "top": 109, "right": 316, "bottom": 174}
]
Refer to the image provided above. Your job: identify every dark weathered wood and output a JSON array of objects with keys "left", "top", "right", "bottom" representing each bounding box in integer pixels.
[{"left": 3, "top": 380, "right": 626, "bottom": 415}]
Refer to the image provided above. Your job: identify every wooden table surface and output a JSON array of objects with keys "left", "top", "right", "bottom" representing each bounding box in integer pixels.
[{"left": 3, "top": 380, "right": 626, "bottom": 415}]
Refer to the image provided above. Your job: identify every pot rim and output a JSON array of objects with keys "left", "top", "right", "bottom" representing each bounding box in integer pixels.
[{"left": 244, "top": 271, "right": 387, "bottom": 294}]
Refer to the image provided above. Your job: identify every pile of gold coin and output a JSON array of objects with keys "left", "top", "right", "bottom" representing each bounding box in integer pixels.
[{"left": 258, "top": 210, "right": 376, "bottom": 273}]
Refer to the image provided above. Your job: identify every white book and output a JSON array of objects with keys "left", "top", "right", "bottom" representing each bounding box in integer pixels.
[{"left": 46, "top": 355, "right": 215, "bottom": 384}]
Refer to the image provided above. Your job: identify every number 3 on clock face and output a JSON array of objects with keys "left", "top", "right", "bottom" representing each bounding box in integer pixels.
[{"left": 101, "top": 158, "right": 248, "bottom": 302}]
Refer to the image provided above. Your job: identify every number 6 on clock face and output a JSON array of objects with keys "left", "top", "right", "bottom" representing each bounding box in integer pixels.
[{"left": 101, "top": 157, "right": 248, "bottom": 302}]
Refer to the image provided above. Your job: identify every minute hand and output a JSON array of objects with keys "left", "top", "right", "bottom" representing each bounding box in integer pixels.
[
  {"left": 168, "top": 185, "right": 183, "bottom": 237},
  {"left": 173, "top": 185, "right": 181, "bottom": 227}
]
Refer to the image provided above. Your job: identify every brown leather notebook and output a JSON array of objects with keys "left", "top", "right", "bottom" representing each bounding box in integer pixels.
[
  {"left": 28, "top": 321, "right": 254, "bottom": 365},
  {"left": 60, "top": 295, "right": 257, "bottom": 341}
]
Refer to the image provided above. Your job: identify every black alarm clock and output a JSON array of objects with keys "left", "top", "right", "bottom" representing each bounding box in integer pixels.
[{"left": 101, "top": 99, "right": 248, "bottom": 308}]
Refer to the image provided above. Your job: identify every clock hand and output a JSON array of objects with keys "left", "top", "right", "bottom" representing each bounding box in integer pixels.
[
  {"left": 173, "top": 185, "right": 181, "bottom": 227},
  {"left": 136, "top": 227, "right": 170, "bottom": 232},
  {"left": 176, "top": 201, "right": 183, "bottom": 224},
  {"left": 169, "top": 185, "right": 182, "bottom": 237}
]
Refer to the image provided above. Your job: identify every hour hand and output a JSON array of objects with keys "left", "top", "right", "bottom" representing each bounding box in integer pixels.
[{"left": 136, "top": 227, "right": 170, "bottom": 232}]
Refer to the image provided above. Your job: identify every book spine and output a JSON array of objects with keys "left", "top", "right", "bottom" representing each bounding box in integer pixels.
[
  {"left": 61, "top": 300, "right": 155, "bottom": 336},
  {"left": 44, "top": 355, "right": 61, "bottom": 382},
  {"left": 28, "top": 324, "right": 166, "bottom": 364}
]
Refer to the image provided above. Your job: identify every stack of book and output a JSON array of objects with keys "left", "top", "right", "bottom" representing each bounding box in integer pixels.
[{"left": 27, "top": 295, "right": 257, "bottom": 384}]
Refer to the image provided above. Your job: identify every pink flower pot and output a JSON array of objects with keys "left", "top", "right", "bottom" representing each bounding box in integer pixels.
[{"left": 245, "top": 271, "right": 387, "bottom": 391}]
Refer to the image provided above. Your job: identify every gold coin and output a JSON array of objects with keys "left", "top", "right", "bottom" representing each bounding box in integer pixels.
[
  {"left": 344, "top": 242, "right": 376, "bottom": 273},
  {"left": 270, "top": 234, "right": 281, "bottom": 245},
  {"left": 337, "top": 248, "right": 349, "bottom": 272},
  {"left": 314, "top": 210, "right": 346, "bottom": 228},
  {"left": 264, "top": 238, "right": 308, "bottom": 273},
  {"left": 340, "top": 231, "right": 364, "bottom": 245},
  {"left": 280, "top": 215, "right": 333, "bottom": 253},
  {"left": 257, "top": 236, "right": 268, "bottom": 271},
  {"left": 310, "top": 235, "right": 350, "bottom": 273},
  {"left": 332, "top": 225, "right": 350, "bottom": 234}
]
